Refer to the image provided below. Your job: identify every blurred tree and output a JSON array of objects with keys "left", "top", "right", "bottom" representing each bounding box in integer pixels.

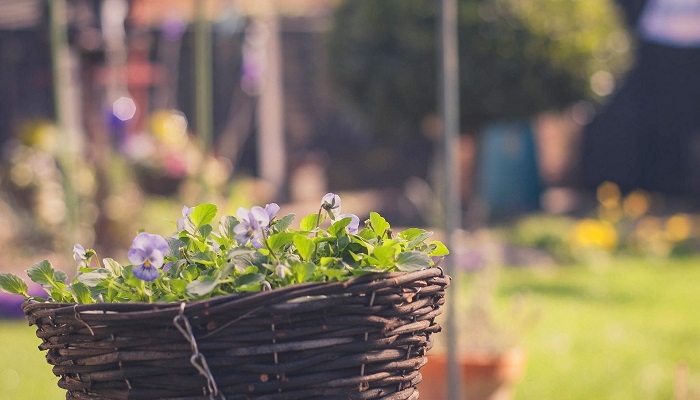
[{"left": 326, "top": 0, "right": 630, "bottom": 137}]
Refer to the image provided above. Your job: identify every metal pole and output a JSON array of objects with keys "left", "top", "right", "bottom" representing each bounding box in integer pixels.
[
  {"left": 195, "top": 0, "right": 213, "bottom": 153},
  {"left": 48, "top": 0, "right": 80, "bottom": 243},
  {"left": 439, "top": 0, "right": 462, "bottom": 399},
  {"left": 255, "top": 14, "right": 286, "bottom": 200}
]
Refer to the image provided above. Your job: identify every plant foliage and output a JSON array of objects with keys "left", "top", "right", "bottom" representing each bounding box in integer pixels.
[{"left": 0, "top": 194, "right": 448, "bottom": 303}]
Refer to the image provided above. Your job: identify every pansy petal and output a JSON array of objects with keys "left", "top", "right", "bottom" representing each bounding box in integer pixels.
[
  {"left": 133, "top": 264, "right": 160, "bottom": 281},
  {"left": 234, "top": 222, "right": 251, "bottom": 236},
  {"left": 339, "top": 213, "right": 360, "bottom": 234},
  {"left": 265, "top": 203, "right": 280, "bottom": 220},
  {"left": 322, "top": 193, "right": 339, "bottom": 207},
  {"left": 176, "top": 218, "right": 186, "bottom": 232},
  {"left": 234, "top": 232, "right": 250, "bottom": 245},
  {"left": 251, "top": 206, "right": 270, "bottom": 227},
  {"left": 251, "top": 237, "right": 264, "bottom": 249},
  {"left": 73, "top": 244, "right": 86, "bottom": 262},
  {"left": 128, "top": 247, "right": 148, "bottom": 265},
  {"left": 147, "top": 251, "right": 165, "bottom": 270},
  {"left": 130, "top": 232, "right": 154, "bottom": 251},
  {"left": 151, "top": 234, "right": 170, "bottom": 256},
  {"left": 163, "top": 261, "right": 174, "bottom": 273},
  {"left": 236, "top": 207, "right": 250, "bottom": 222}
]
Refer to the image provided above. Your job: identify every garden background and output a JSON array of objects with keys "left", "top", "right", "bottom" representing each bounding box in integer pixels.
[{"left": 1, "top": 0, "right": 700, "bottom": 399}]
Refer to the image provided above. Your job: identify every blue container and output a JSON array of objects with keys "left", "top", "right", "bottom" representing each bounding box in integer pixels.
[{"left": 476, "top": 120, "right": 541, "bottom": 217}]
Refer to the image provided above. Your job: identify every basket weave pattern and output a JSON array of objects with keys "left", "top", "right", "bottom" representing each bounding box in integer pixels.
[{"left": 23, "top": 268, "right": 449, "bottom": 400}]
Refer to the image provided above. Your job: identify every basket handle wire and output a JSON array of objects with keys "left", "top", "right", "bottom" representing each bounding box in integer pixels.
[{"left": 174, "top": 303, "right": 225, "bottom": 400}]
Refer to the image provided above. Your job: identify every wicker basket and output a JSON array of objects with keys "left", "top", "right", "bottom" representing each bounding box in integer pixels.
[{"left": 22, "top": 268, "right": 450, "bottom": 400}]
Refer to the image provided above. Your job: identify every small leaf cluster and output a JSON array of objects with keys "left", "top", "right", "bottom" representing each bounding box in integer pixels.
[{"left": 0, "top": 198, "right": 448, "bottom": 304}]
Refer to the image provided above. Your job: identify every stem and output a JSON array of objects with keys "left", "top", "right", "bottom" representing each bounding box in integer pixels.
[
  {"left": 261, "top": 229, "right": 280, "bottom": 264},
  {"left": 181, "top": 247, "right": 193, "bottom": 264},
  {"left": 147, "top": 281, "right": 154, "bottom": 303},
  {"left": 314, "top": 207, "right": 323, "bottom": 237}
]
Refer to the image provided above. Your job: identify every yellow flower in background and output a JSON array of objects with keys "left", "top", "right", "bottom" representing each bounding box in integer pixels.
[
  {"left": 623, "top": 190, "right": 650, "bottom": 219},
  {"left": 666, "top": 214, "right": 692, "bottom": 242},
  {"left": 150, "top": 109, "right": 189, "bottom": 147},
  {"left": 597, "top": 181, "right": 621, "bottom": 209},
  {"left": 19, "top": 119, "right": 58, "bottom": 152},
  {"left": 571, "top": 219, "right": 618, "bottom": 251}
]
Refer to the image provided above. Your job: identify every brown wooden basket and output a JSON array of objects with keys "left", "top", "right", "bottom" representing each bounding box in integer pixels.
[{"left": 22, "top": 268, "right": 450, "bottom": 400}]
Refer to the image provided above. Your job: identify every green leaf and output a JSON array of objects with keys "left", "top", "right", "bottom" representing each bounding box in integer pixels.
[
  {"left": 220, "top": 261, "right": 236, "bottom": 277},
  {"left": 0, "top": 273, "right": 29, "bottom": 296},
  {"left": 429, "top": 240, "right": 450, "bottom": 256},
  {"left": 321, "top": 268, "right": 348, "bottom": 281},
  {"left": 396, "top": 251, "right": 432, "bottom": 272},
  {"left": 219, "top": 216, "right": 239, "bottom": 240},
  {"left": 186, "top": 274, "right": 220, "bottom": 296},
  {"left": 181, "top": 264, "right": 200, "bottom": 281},
  {"left": 268, "top": 232, "right": 296, "bottom": 252},
  {"left": 398, "top": 228, "right": 426, "bottom": 241},
  {"left": 103, "top": 258, "right": 123, "bottom": 277},
  {"left": 165, "top": 260, "right": 187, "bottom": 277},
  {"left": 70, "top": 282, "right": 94, "bottom": 304},
  {"left": 166, "top": 236, "right": 187, "bottom": 258},
  {"left": 358, "top": 228, "right": 376, "bottom": 241},
  {"left": 160, "top": 294, "right": 181, "bottom": 302},
  {"left": 300, "top": 214, "right": 320, "bottom": 231},
  {"left": 369, "top": 212, "right": 390, "bottom": 237},
  {"left": 372, "top": 244, "right": 398, "bottom": 268},
  {"left": 169, "top": 278, "right": 188, "bottom": 294},
  {"left": 90, "top": 280, "right": 110, "bottom": 301},
  {"left": 291, "top": 261, "right": 316, "bottom": 283},
  {"left": 228, "top": 248, "right": 263, "bottom": 271},
  {"left": 400, "top": 229, "right": 433, "bottom": 249},
  {"left": 49, "top": 282, "right": 72, "bottom": 303},
  {"left": 190, "top": 251, "right": 216, "bottom": 265},
  {"left": 293, "top": 235, "right": 315, "bottom": 262},
  {"left": 233, "top": 273, "right": 265, "bottom": 292},
  {"left": 77, "top": 270, "right": 110, "bottom": 287},
  {"left": 122, "top": 266, "right": 145, "bottom": 290},
  {"left": 27, "top": 260, "right": 55, "bottom": 286},
  {"left": 329, "top": 217, "right": 351, "bottom": 236},
  {"left": 274, "top": 214, "right": 295, "bottom": 232},
  {"left": 190, "top": 203, "right": 218, "bottom": 228},
  {"left": 243, "top": 265, "right": 260, "bottom": 275},
  {"left": 198, "top": 224, "right": 213, "bottom": 239},
  {"left": 319, "top": 257, "right": 337, "bottom": 267},
  {"left": 54, "top": 270, "right": 68, "bottom": 284},
  {"left": 191, "top": 237, "right": 209, "bottom": 252}
]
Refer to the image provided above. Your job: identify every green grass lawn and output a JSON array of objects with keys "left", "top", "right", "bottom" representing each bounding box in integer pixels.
[
  {"left": 497, "top": 256, "right": 700, "bottom": 399},
  {"left": 1, "top": 256, "right": 699, "bottom": 399},
  {"left": 0, "top": 321, "right": 63, "bottom": 399}
]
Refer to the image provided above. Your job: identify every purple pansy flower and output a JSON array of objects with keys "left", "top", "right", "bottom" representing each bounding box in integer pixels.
[
  {"left": 177, "top": 205, "right": 194, "bottom": 233},
  {"left": 338, "top": 213, "right": 360, "bottom": 234},
  {"left": 321, "top": 193, "right": 341, "bottom": 219},
  {"left": 264, "top": 203, "right": 281, "bottom": 221},
  {"left": 128, "top": 233, "right": 169, "bottom": 281},
  {"left": 234, "top": 206, "right": 272, "bottom": 248},
  {"left": 73, "top": 244, "right": 88, "bottom": 267}
]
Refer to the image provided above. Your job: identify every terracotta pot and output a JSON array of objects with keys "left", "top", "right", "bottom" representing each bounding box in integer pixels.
[{"left": 419, "top": 348, "right": 526, "bottom": 400}]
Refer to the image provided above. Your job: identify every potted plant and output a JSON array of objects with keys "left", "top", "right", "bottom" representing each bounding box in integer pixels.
[
  {"left": 0, "top": 193, "right": 450, "bottom": 399},
  {"left": 418, "top": 240, "right": 531, "bottom": 400}
]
